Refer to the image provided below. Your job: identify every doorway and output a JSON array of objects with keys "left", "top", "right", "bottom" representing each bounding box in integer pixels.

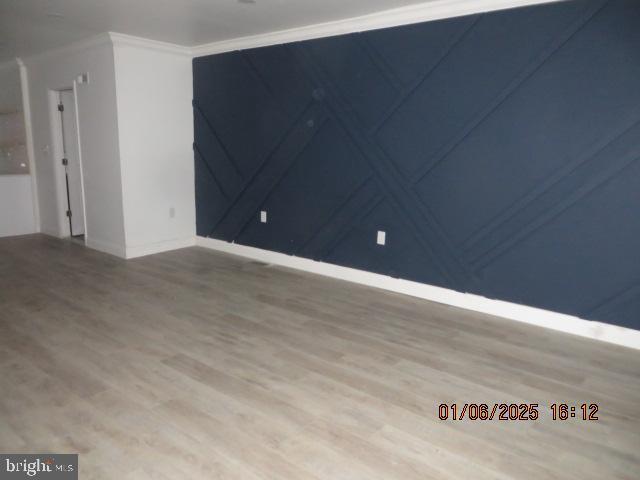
[{"left": 56, "top": 89, "right": 85, "bottom": 239}]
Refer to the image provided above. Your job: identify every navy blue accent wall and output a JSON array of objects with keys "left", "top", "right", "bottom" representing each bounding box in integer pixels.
[{"left": 193, "top": 0, "right": 640, "bottom": 330}]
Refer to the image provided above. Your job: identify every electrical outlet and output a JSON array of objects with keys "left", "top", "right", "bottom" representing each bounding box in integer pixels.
[
  {"left": 260, "top": 210, "right": 267, "bottom": 223},
  {"left": 377, "top": 230, "right": 386, "bottom": 246},
  {"left": 169, "top": 207, "right": 175, "bottom": 218}
]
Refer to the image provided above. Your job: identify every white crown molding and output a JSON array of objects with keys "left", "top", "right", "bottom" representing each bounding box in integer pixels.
[
  {"left": 17, "top": 0, "right": 562, "bottom": 62},
  {"left": 191, "top": 0, "right": 563, "bottom": 57},
  {"left": 19, "top": 31, "right": 191, "bottom": 64},
  {"left": 196, "top": 236, "right": 640, "bottom": 351},
  {"left": 108, "top": 32, "right": 192, "bottom": 57},
  {"left": 21, "top": 33, "right": 112, "bottom": 65}
]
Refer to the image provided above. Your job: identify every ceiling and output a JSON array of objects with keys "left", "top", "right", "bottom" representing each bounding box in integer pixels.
[{"left": 0, "top": 0, "right": 451, "bottom": 62}]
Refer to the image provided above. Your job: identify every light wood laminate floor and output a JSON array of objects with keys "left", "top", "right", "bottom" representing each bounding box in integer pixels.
[{"left": 1, "top": 234, "right": 639, "bottom": 479}]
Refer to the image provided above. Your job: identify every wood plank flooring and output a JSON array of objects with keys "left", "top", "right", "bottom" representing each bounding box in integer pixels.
[{"left": 1, "top": 234, "right": 639, "bottom": 479}]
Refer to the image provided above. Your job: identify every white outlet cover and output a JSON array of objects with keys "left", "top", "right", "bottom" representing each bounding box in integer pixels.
[
  {"left": 377, "top": 230, "right": 386, "bottom": 245},
  {"left": 260, "top": 211, "right": 267, "bottom": 223}
]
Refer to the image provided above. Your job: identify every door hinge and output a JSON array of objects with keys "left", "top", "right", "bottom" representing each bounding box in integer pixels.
[
  {"left": 66, "top": 210, "right": 72, "bottom": 217},
  {"left": 58, "top": 103, "right": 64, "bottom": 112},
  {"left": 62, "top": 158, "right": 68, "bottom": 166}
]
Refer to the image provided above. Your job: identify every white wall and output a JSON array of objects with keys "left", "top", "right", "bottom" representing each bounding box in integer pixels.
[
  {"left": 21, "top": 33, "right": 195, "bottom": 258},
  {"left": 0, "top": 59, "right": 37, "bottom": 237},
  {"left": 23, "top": 35, "right": 127, "bottom": 256},
  {"left": 0, "top": 176, "right": 36, "bottom": 237},
  {"left": 112, "top": 37, "right": 195, "bottom": 258}
]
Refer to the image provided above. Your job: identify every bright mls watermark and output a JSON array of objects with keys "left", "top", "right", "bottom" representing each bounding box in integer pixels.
[{"left": 1, "top": 455, "right": 77, "bottom": 479}]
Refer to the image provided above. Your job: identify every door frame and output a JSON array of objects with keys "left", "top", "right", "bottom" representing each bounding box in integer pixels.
[{"left": 49, "top": 85, "right": 87, "bottom": 242}]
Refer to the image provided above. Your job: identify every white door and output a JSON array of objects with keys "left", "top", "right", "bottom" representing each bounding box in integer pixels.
[{"left": 59, "top": 90, "right": 85, "bottom": 236}]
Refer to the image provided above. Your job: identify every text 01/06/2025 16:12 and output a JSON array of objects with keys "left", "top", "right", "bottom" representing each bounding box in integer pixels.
[{"left": 438, "top": 403, "right": 599, "bottom": 421}]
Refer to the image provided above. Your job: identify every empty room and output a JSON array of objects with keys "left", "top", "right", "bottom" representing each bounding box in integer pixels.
[{"left": 1, "top": 0, "right": 639, "bottom": 478}]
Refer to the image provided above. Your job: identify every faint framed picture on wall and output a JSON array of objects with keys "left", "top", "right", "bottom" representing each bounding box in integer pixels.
[
  {"left": 0, "top": 61, "right": 29, "bottom": 175},
  {"left": 0, "top": 109, "right": 29, "bottom": 175}
]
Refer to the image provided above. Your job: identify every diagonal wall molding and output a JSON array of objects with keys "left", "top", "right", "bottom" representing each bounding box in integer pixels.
[
  {"left": 194, "top": 0, "right": 640, "bottom": 332},
  {"left": 288, "top": 44, "right": 466, "bottom": 287}
]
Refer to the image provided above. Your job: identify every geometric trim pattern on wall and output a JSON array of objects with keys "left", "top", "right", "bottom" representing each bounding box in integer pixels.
[{"left": 194, "top": 0, "right": 640, "bottom": 329}]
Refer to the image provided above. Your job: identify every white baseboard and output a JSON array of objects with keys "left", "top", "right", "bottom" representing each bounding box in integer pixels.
[
  {"left": 86, "top": 237, "right": 127, "bottom": 258},
  {"left": 196, "top": 236, "right": 640, "bottom": 350},
  {"left": 126, "top": 236, "right": 196, "bottom": 259},
  {"left": 85, "top": 235, "right": 195, "bottom": 259}
]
